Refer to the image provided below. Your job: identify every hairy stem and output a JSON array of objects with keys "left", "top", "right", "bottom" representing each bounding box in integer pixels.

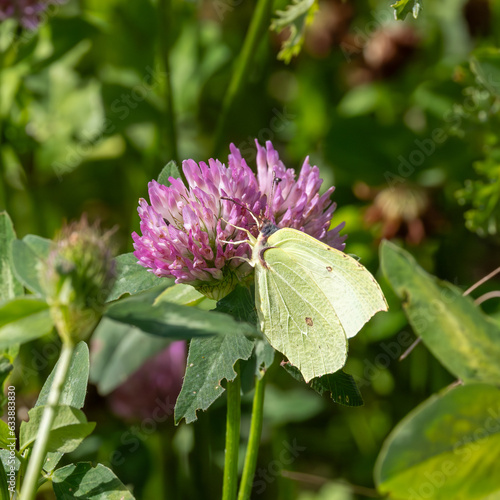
[{"left": 19, "top": 343, "right": 74, "bottom": 500}]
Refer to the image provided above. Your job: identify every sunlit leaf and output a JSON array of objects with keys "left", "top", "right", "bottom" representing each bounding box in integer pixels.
[
  {"left": 0, "top": 212, "right": 23, "bottom": 300},
  {"left": 380, "top": 241, "right": 500, "bottom": 384},
  {"left": 270, "top": 0, "right": 318, "bottom": 63},
  {"left": 20, "top": 405, "right": 95, "bottom": 453},
  {"left": 0, "top": 298, "right": 53, "bottom": 349},
  {"left": 391, "top": 0, "right": 422, "bottom": 20},
  {"left": 52, "top": 462, "right": 135, "bottom": 499},
  {"left": 375, "top": 383, "right": 500, "bottom": 499}
]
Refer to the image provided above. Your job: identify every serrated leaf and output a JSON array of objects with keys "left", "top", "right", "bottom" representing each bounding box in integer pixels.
[
  {"left": 391, "top": 0, "right": 422, "bottom": 20},
  {"left": 107, "top": 253, "right": 168, "bottom": 302},
  {"left": 157, "top": 160, "right": 181, "bottom": 186},
  {"left": 106, "top": 290, "right": 257, "bottom": 339},
  {"left": 380, "top": 241, "right": 500, "bottom": 384},
  {"left": 0, "top": 297, "right": 53, "bottom": 349},
  {"left": 35, "top": 341, "right": 90, "bottom": 472},
  {"left": 375, "top": 383, "right": 500, "bottom": 499},
  {"left": 11, "top": 235, "right": 52, "bottom": 296},
  {"left": 174, "top": 331, "right": 254, "bottom": 424},
  {"left": 20, "top": 405, "right": 95, "bottom": 453},
  {"left": 0, "top": 211, "right": 23, "bottom": 300},
  {"left": 52, "top": 462, "right": 135, "bottom": 500},
  {"left": 270, "top": 0, "right": 318, "bottom": 63},
  {"left": 282, "top": 363, "right": 363, "bottom": 407}
]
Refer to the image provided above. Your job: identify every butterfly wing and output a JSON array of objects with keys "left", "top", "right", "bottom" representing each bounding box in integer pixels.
[
  {"left": 268, "top": 228, "right": 388, "bottom": 339},
  {"left": 255, "top": 244, "right": 348, "bottom": 383}
]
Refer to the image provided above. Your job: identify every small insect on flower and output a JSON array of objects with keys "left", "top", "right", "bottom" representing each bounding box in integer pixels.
[{"left": 133, "top": 140, "right": 346, "bottom": 301}]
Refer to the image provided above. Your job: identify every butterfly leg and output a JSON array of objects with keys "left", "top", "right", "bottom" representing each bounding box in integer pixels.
[{"left": 221, "top": 218, "right": 257, "bottom": 245}]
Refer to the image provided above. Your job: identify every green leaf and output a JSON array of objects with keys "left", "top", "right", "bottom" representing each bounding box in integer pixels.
[
  {"left": 37, "top": 341, "right": 90, "bottom": 409},
  {"left": 0, "top": 458, "right": 8, "bottom": 500},
  {"left": 391, "top": 0, "right": 422, "bottom": 20},
  {"left": 470, "top": 48, "right": 500, "bottom": 97},
  {"left": 90, "top": 318, "right": 170, "bottom": 395},
  {"left": 218, "top": 286, "right": 275, "bottom": 392},
  {"left": 0, "top": 419, "right": 13, "bottom": 448},
  {"left": 157, "top": 159, "right": 181, "bottom": 186},
  {"left": 380, "top": 241, "right": 500, "bottom": 384},
  {"left": 375, "top": 383, "right": 500, "bottom": 499},
  {"left": 174, "top": 333, "right": 254, "bottom": 424},
  {"left": 107, "top": 252, "right": 168, "bottom": 302},
  {"left": 174, "top": 285, "right": 257, "bottom": 423},
  {"left": 20, "top": 405, "right": 95, "bottom": 453},
  {"left": 35, "top": 341, "right": 90, "bottom": 472},
  {"left": 0, "top": 297, "right": 53, "bottom": 349},
  {"left": 0, "top": 346, "right": 18, "bottom": 416},
  {"left": 11, "top": 235, "right": 52, "bottom": 296},
  {"left": 270, "top": 0, "right": 318, "bottom": 63},
  {"left": 52, "top": 462, "right": 136, "bottom": 499},
  {"left": 106, "top": 291, "right": 257, "bottom": 340},
  {"left": 0, "top": 212, "right": 23, "bottom": 300},
  {"left": 154, "top": 283, "right": 206, "bottom": 307},
  {"left": 282, "top": 363, "right": 363, "bottom": 407},
  {"left": 0, "top": 450, "right": 19, "bottom": 493}
]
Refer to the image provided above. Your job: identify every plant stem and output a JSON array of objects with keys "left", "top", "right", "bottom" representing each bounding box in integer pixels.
[
  {"left": 237, "top": 372, "right": 267, "bottom": 500},
  {"left": 213, "top": 0, "right": 274, "bottom": 154},
  {"left": 158, "top": 0, "right": 179, "bottom": 166},
  {"left": 19, "top": 342, "right": 74, "bottom": 500},
  {"left": 222, "top": 361, "right": 241, "bottom": 500}
]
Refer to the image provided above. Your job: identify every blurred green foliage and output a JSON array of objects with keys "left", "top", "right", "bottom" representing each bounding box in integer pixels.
[{"left": 1, "top": 0, "right": 500, "bottom": 498}]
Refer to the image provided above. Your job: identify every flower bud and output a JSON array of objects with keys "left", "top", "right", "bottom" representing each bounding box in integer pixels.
[{"left": 40, "top": 217, "right": 116, "bottom": 345}]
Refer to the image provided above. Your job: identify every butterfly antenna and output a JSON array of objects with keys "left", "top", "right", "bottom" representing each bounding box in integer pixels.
[{"left": 221, "top": 196, "right": 261, "bottom": 228}]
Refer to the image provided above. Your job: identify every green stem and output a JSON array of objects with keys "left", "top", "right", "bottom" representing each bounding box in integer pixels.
[
  {"left": 237, "top": 373, "right": 267, "bottom": 500},
  {"left": 214, "top": 0, "right": 275, "bottom": 154},
  {"left": 19, "top": 342, "right": 74, "bottom": 500},
  {"left": 158, "top": 0, "right": 179, "bottom": 165},
  {"left": 222, "top": 361, "right": 241, "bottom": 500}
]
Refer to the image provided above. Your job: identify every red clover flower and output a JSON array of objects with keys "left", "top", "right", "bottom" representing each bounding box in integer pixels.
[{"left": 133, "top": 141, "right": 345, "bottom": 300}]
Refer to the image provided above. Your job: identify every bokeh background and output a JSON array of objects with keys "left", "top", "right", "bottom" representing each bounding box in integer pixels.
[{"left": 1, "top": 0, "right": 500, "bottom": 498}]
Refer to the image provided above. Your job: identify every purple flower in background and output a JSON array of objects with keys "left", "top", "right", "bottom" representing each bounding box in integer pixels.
[
  {"left": 0, "top": 0, "right": 55, "bottom": 30},
  {"left": 133, "top": 141, "right": 345, "bottom": 300},
  {"left": 108, "top": 341, "right": 186, "bottom": 422},
  {"left": 0, "top": 0, "right": 67, "bottom": 30}
]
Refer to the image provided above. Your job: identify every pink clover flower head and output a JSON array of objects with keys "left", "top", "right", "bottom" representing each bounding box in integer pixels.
[
  {"left": 132, "top": 157, "right": 264, "bottom": 300},
  {"left": 252, "top": 140, "right": 346, "bottom": 250},
  {"left": 133, "top": 141, "right": 346, "bottom": 300}
]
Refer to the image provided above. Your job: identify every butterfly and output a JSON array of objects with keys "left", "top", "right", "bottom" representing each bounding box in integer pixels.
[{"left": 221, "top": 199, "right": 388, "bottom": 382}]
